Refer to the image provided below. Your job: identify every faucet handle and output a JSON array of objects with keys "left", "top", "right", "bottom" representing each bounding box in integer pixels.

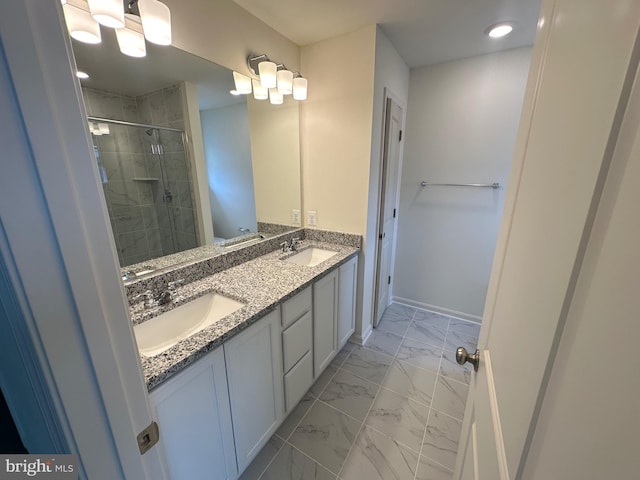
[
  {"left": 280, "top": 241, "right": 288, "bottom": 252},
  {"left": 291, "top": 237, "right": 301, "bottom": 250},
  {"left": 134, "top": 290, "right": 154, "bottom": 301},
  {"left": 168, "top": 279, "right": 184, "bottom": 290},
  {"left": 134, "top": 290, "right": 157, "bottom": 309}
]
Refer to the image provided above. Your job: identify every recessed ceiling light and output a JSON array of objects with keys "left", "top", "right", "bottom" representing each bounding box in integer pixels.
[
  {"left": 76, "top": 71, "right": 90, "bottom": 79},
  {"left": 486, "top": 23, "right": 514, "bottom": 38}
]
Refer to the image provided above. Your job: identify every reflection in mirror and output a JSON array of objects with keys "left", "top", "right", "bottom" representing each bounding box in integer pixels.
[{"left": 70, "top": 27, "right": 302, "bottom": 269}]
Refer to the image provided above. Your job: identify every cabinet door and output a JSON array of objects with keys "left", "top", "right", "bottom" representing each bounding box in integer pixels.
[
  {"left": 150, "top": 347, "right": 237, "bottom": 480},
  {"left": 225, "top": 309, "right": 284, "bottom": 473},
  {"left": 338, "top": 256, "right": 358, "bottom": 348},
  {"left": 313, "top": 270, "right": 338, "bottom": 377}
]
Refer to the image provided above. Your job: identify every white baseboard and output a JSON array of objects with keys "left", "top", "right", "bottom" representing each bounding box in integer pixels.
[
  {"left": 351, "top": 325, "right": 373, "bottom": 345},
  {"left": 391, "top": 296, "right": 482, "bottom": 324}
]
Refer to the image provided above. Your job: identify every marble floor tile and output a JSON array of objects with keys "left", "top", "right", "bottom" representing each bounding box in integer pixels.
[
  {"left": 422, "top": 409, "right": 463, "bottom": 470},
  {"left": 260, "top": 443, "right": 336, "bottom": 480},
  {"left": 239, "top": 435, "right": 284, "bottom": 480},
  {"left": 363, "top": 329, "right": 404, "bottom": 357},
  {"left": 375, "top": 304, "right": 415, "bottom": 336},
  {"left": 415, "top": 455, "right": 454, "bottom": 480},
  {"left": 381, "top": 360, "right": 437, "bottom": 406},
  {"left": 309, "top": 365, "right": 338, "bottom": 398},
  {"left": 277, "top": 394, "right": 316, "bottom": 441},
  {"left": 396, "top": 338, "right": 443, "bottom": 373},
  {"left": 339, "top": 425, "right": 419, "bottom": 480},
  {"left": 448, "top": 318, "right": 481, "bottom": 338},
  {"left": 319, "top": 369, "right": 379, "bottom": 421},
  {"left": 431, "top": 376, "right": 469, "bottom": 421},
  {"left": 288, "top": 401, "right": 361, "bottom": 475},
  {"left": 330, "top": 342, "right": 356, "bottom": 369},
  {"left": 413, "top": 310, "right": 450, "bottom": 329},
  {"left": 341, "top": 346, "right": 393, "bottom": 385},
  {"left": 439, "top": 350, "right": 472, "bottom": 385},
  {"left": 404, "top": 322, "right": 447, "bottom": 349},
  {"left": 364, "top": 387, "right": 429, "bottom": 453},
  {"left": 444, "top": 328, "right": 479, "bottom": 356}
]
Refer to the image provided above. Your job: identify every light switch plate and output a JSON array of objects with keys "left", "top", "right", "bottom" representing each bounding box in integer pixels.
[
  {"left": 307, "top": 210, "right": 317, "bottom": 226},
  {"left": 291, "top": 209, "right": 301, "bottom": 225}
]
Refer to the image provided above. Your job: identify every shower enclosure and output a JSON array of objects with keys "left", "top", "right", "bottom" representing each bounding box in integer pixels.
[{"left": 89, "top": 117, "right": 198, "bottom": 266}]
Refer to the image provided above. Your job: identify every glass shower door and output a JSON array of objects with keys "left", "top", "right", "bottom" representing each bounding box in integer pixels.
[{"left": 90, "top": 118, "right": 198, "bottom": 266}]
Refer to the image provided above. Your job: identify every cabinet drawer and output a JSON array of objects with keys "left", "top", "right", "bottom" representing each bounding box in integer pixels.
[
  {"left": 282, "top": 310, "right": 312, "bottom": 372},
  {"left": 282, "top": 287, "right": 312, "bottom": 328},
  {"left": 284, "top": 350, "right": 313, "bottom": 412}
]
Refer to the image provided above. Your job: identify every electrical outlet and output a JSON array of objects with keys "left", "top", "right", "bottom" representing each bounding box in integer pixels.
[
  {"left": 307, "top": 210, "right": 317, "bottom": 226},
  {"left": 291, "top": 209, "right": 301, "bottom": 225}
]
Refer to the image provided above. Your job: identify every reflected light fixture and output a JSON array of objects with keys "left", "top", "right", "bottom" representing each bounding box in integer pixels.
[
  {"left": 292, "top": 76, "right": 307, "bottom": 101},
  {"left": 62, "top": 3, "right": 102, "bottom": 44},
  {"left": 486, "top": 23, "right": 513, "bottom": 38},
  {"left": 76, "top": 71, "right": 90, "bottom": 79},
  {"left": 233, "top": 71, "right": 253, "bottom": 95},
  {"left": 87, "top": 0, "right": 124, "bottom": 28},
  {"left": 252, "top": 79, "right": 268, "bottom": 100},
  {"left": 115, "top": 26, "right": 147, "bottom": 57},
  {"left": 138, "top": 0, "right": 172, "bottom": 46}
]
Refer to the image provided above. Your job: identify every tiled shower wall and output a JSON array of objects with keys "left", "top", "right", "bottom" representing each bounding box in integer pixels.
[{"left": 82, "top": 85, "right": 198, "bottom": 266}]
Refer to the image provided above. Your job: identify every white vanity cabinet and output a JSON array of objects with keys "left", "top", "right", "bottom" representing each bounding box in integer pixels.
[
  {"left": 337, "top": 256, "right": 358, "bottom": 348},
  {"left": 281, "top": 287, "right": 314, "bottom": 412},
  {"left": 149, "top": 346, "right": 237, "bottom": 480},
  {"left": 313, "top": 269, "right": 339, "bottom": 377},
  {"left": 224, "top": 308, "right": 284, "bottom": 473}
]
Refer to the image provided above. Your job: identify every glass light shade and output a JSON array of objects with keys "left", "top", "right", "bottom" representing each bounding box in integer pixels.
[
  {"left": 76, "top": 71, "right": 90, "bottom": 79},
  {"left": 138, "top": 0, "right": 172, "bottom": 46},
  {"left": 277, "top": 69, "right": 293, "bottom": 95},
  {"left": 252, "top": 79, "right": 268, "bottom": 100},
  {"left": 87, "top": 0, "right": 124, "bottom": 28},
  {"left": 62, "top": 4, "right": 101, "bottom": 44},
  {"left": 258, "top": 61, "right": 277, "bottom": 88},
  {"left": 233, "top": 72, "right": 252, "bottom": 94},
  {"left": 269, "top": 88, "right": 283, "bottom": 105},
  {"left": 115, "top": 27, "right": 146, "bottom": 57},
  {"left": 293, "top": 77, "right": 308, "bottom": 100}
]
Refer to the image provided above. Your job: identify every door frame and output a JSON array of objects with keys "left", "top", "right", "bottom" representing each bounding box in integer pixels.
[
  {"left": 372, "top": 88, "right": 406, "bottom": 326},
  {"left": 0, "top": 2, "right": 165, "bottom": 478}
]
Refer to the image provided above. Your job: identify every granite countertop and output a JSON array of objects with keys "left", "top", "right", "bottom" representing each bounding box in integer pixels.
[{"left": 132, "top": 240, "right": 359, "bottom": 391}]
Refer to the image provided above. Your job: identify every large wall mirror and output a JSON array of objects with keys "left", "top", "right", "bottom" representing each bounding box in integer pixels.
[{"left": 69, "top": 28, "right": 302, "bottom": 270}]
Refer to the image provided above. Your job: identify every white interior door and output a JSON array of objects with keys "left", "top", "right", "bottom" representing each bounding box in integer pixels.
[
  {"left": 455, "top": 0, "right": 640, "bottom": 478},
  {"left": 374, "top": 96, "right": 403, "bottom": 326}
]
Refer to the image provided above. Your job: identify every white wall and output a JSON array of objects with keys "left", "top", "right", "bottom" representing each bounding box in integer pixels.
[
  {"left": 200, "top": 103, "right": 257, "bottom": 239},
  {"left": 247, "top": 95, "right": 301, "bottom": 226},
  {"left": 394, "top": 47, "right": 532, "bottom": 320},
  {"left": 362, "top": 29, "right": 410, "bottom": 336}
]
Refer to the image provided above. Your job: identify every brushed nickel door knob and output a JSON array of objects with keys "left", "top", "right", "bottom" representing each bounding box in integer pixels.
[{"left": 456, "top": 347, "right": 480, "bottom": 372}]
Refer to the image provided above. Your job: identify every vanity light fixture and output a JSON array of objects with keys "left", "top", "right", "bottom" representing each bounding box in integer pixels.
[
  {"left": 62, "top": 3, "right": 102, "bottom": 44},
  {"left": 276, "top": 68, "right": 293, "bottom": 95},
  {"left": 252, "top": 79, "right": 268, "bottom": 100},
  {"left": 269, "top": 88, "right": 283, "bottom": 105},
  {"left": 61, "top": 0, "right": 172, "bottom": 56},
  {"left": 87, "top": 0, "right": 124, "bottom": 28},
  {"left": 486, "top": 22, "right": 514, "bottom": 38},
  {"left": 247, "top": 54, "right": 308, "bottom": 102},
  {"left": 292, "top": 75, "right": 307, "bottom": 101}
]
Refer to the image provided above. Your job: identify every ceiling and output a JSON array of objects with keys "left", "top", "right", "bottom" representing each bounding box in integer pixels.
[{"left": 233, "top": 0, "right": 542, "bottom": 67}]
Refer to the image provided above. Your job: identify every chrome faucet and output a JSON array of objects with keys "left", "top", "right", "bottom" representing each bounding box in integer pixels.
[
  {"left": 280, "top": 237, "right": 302, "bottom": 252},
  {"left": 134, "top": 279, "right": 184, "bottom": 309}
]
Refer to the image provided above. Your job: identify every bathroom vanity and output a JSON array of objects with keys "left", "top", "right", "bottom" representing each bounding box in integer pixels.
[{"left": 126, "top": 229, "right": 359, "bottom": 479}]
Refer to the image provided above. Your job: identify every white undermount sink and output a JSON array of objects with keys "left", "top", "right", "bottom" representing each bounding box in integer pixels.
[
  {"left": 133, "top": 292, "right": 245, "bottom": 357},
  {"left": 284, "top": 247, "right": 337, "bottom": 267}
]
